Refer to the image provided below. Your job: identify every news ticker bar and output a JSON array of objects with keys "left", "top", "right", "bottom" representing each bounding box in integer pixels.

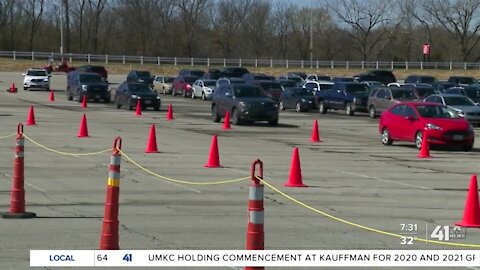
[{"left": 31, "top": 250, "right": 480, "bottom": 267}]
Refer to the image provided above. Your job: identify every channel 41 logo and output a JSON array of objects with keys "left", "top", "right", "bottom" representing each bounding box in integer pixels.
[{"left": 430, "top": 225, "right": 466, "bottom": 241}]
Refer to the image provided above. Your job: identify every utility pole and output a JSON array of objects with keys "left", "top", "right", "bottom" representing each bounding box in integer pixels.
[
  {"left": 60, "top": 0, "right": 64, "bottom": 57},
  {"left": 310, "top": 0, "right": 313, "bottom": 68}
]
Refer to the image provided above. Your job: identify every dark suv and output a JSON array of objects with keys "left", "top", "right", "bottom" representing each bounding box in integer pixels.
[
  {"left": 211, "top": 84, "right": 279, "bottom": 126},
  {"left": 67, "top": 71, "right": 110, "bottom": 103},
  {"left": 126, "top": 70, "right": 154, "bottom": 88},
  {"left": 354, "top": 70, "right": 396, "bottom": 85},
  {"left": 77, "top": 65, "right": 108, "bottom": 82},
  {"left": 219, "top": 67, "right": 250, "bottom": 78}
]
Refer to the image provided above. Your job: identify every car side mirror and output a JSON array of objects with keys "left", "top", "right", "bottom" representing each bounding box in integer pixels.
[{"left": 405, "top": 116, "right": 416, "bottom": 121}]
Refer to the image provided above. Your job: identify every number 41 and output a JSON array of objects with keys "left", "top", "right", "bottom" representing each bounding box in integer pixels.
[{"left": 430, "top": 225, "right": 450, "bottom": 241}]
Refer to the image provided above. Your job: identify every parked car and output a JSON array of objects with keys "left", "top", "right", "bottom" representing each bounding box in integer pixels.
[
  {"left": 448, "top": 76, "right": 477, "bottom": 85},
  {"left": 306, "top": 74, "right": 332, "bottom": 81},
  {"left": 242, "top": 73, "right": 275, "bottom": 84},
  {"left": 287, "top": 72, "right": 307, "bottom": 80},
  {"left": 316, "top": 82, "right": 370, "bottom": 116},
  {"left": 389, "top": 83, "right": 436, "bottom": 100},
  {"left": 153, "top": 75, "right": 175, "bottom": 94},
  {"left": 114, "top": 82, "right": 160, "bottom": 111},
  {"left": 367, "top": 87, "right": 419, "bottom": 118},
  {"left": 203, "top": 69, "right": 221, "bottom": 80},
  {"left": 219, "top": 67, "right": 250, "bottom": 78},
  {"left": 179, "top": 69, "right": 205, "bottom": 78},
  {"left": 461, "top": 84, "right": 480, "bottom": 103},
  {"left": 211, "top": 84, "right": 279, "bottom": 126},
  {"left": 216, "top": 77, "right": 245, "bottom": 89},
  {"left": 361, "top": 81, "right": 384, "bottom": 88},
  {"left": 191, "top": 79, "right": 217, "bottom": 100},
  {"left": 424, "top": 94, "right": 480, "bottom": 126},
  {"left": 126, "top": 70, "right": 154, "bottom": 88},
  {"left": 404, "top": 75, "right": 437, "bottom": 84},
  {"left": 433, "top": 81, "right": 459, "bottom": 93},
  {"left": 354, "top": 70, "right": 396, "bottom": 85},
  {"left": 302, "top": 80, "right": 334, "bottom": 93},
  {"left": 254, "top": 81, "right": 283, "bottom": 103},
  {"left": 23, "top": 68, "right": 50, "bottom": 91},
  {"left": 379, "top": 102, "right": 474, "bottom": 151},
  {"left": 333, "top": 77, "right": 354, "bottom": 83},
  {"left": 66, "top": 71, "right": 110, "bottom": 103},
  {"left": 77, "top": 65, "right": 108, "bottom": 82},
  {"left": 277, "top": 74, "right": 304, "bottom": 86},
  {"left": 279, "top": 87, "right": 316, "bottom": 112},
  {"left": 172, "top": 75, "right": 199, "bottom": 97},
  {"left": 277, "top": 79, "right": 298, "bottom": 90},
  {"left": 44, "top": 60, "right": 75, "bottom": 74}
]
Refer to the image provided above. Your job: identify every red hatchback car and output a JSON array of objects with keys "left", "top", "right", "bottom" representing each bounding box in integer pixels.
[{"left": 379, "top": 102, "right": 474, "bottom": 151}]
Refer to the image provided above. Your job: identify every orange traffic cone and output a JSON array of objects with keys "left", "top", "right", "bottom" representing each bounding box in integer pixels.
[
  {"left": 455, "top": 175, "right": 480, "bottom": 227},
  {"left": 26, "top": 106, "right": 36, "bottom": 125},
  {"left": 223, "top": 111, "right": 232, "bottom": 130},
  {"left": 81, "top": 95, "right": 87, "bottom": 108},
  {"left": 145, "top": 124, "right": 159, "bottom": 153},
  {"left": 166, "top": 104, "right": 174, "bottom": 120},
  {"left": 310, "top": 120, "right": 321, "bottom": 142},
  {"left": 417, "top": 129, "right": 431, "bottom": 158},
  {"left": 77, "top": 114, "right": 89, "bottom": 137},
  {"left": 284, "top": 147, "right": 307, "bottom": 187},
  {"left": 10, "top": 83, "right": 17, "bottom": 93},
  {"left": 49, "top": 89, "right": 55, "bottom": 102},
  {"left": 204, "top": 135, "right": 222, "bottom": 168},
  {"left": 135, "top": 100, "right": 142, "bottom": 116}
]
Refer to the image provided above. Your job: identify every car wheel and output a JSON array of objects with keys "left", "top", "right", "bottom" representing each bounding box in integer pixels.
[
  {"left": 369, "top": 106, "right": 377, "bottom": 118},
  {"left": 127, "top": 98, "right": 133, "bottom": 110},
  {"left": 381, "top": 128, "right": 393, "bottom": 145},
  {"left": 463, "top": 144, "right": 474, "bottom": 152},
  {"left": 162, "top": 88, "right": 166, "bottom": 95},
  {"left": 104, "top": 97, "right": 110, "bottom": 104},
  {"left": 202, "top": 92, "right": 206, "bottom": 100},
  {"left": 295, "top": 102, "right": 302, "bottom": 112},
  {"left": 154, "top": 105, "right": 160, "bottom": 111},
  {"left": 269, "top": 118, "right": 279, "bottom": 126},
  {"left": 279, "top": 100, "right": 285, "bottom": 111},
  {"left": 345, "top": 103, "right": 354, "bottom": 116},
  {"left": 116, "top": 100, "right": 121, "bottom": 109},
  {"left": 77, "top": 90, "right": 82, "bottom": 103},
  {"left": 319, "top": 101, "right": 327, "bottom": 114},
  {"left": 231, "top": 108, "right": 242, "bottom": 125},
  {"left": 67, "top": 91, "right": 73, "bottom": 101},
  {"left": 415, "top": 131, "right": 423, "bottom": 149},
  {"left": 23, "top": 87, "right": 28, "bottom": 91},
  {"left": 212, "top": 105, "right": 221, "bottom": 123}
]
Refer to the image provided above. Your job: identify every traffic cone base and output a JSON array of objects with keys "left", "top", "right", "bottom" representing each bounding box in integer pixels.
[
  {"left": 1, "top": 212, "right": 36, "bottom": 219},
  {"left": 204, "top": 135, "right": 222, "bottom": 168},
  {"left": 455, "top": 175, "right": 480, "bottom": 227},
  {"left": 417, "top": 130, "right": 431, "bottom": 158},
  {"left": 284, "top": 147, "right": 308, "bottom": 187},
  {"left": 9, "top": 83, "right": 17, "bottom": 93},
  {"left": 145, "top": 124, "right": 159, "bottom": 153}
]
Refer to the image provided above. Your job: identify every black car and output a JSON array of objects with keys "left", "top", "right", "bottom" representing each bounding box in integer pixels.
[
  {"left": 242, "top": 73, "right": 275, "bottom": 84},
  {"left": 276, "top": 79, "right": 298, "bottom": 89},
  {"left": 446, "top": 84, "right": 480, "bottom": 103},
  {"left": 354, "top": 70, "right": 396, "bottom": 85},
  {"left": 66, "top": 71, "right": 110, "bottom": 103},
  {"left": 333, "top": 77, "right": 354, "bottom": 83},
  {"left": 126, "top": 70, "right": 154, "bottom": 87},
  {"left": 433, "top": 81, "right": 458, "bottom": 93},
  {"left": 279, "top": 87, "right": 316, "bottom": 112},
  {"left": 219, "top": 67, "right": 250, "bottom": 78},
  {"left": 404, "top": 75, "right": 437, "bottom": 84},
  {"left": 287, "top": 72, "right": 307, "bottom": 80},
  {"left": 179, "top": 69, "right": 205, "bottom": 78},
  {"left": 211, "top": 84, "right": 279, "bottom": 126},
  {"left": 448, "top": 76, "right": 477, "bottom": 85},
  {"left": 203, "top": 69, "right": 221, "bottom": 80},
  {"left": 114, "top": 82, "right": 160, "bottom": 111}
]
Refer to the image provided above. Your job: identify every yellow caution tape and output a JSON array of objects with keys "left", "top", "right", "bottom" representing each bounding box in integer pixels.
[
  {"left": 0, "top": 133, "right": 16, "bottom": 140},
  {"left": 22, "top": 133, "right": 111, "bottom": 156}
]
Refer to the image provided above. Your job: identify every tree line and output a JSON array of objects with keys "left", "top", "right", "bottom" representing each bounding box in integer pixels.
[{"left": 1, "top": 0, "right": 480, "bottom": 62}]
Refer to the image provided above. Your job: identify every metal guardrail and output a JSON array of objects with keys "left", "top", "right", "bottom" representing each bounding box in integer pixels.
[{"left": 0, "top": 50, "right": 479, "bottom": 70}]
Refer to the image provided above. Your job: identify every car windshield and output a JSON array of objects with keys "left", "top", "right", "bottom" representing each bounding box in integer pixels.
[
  {"left": 129, "top": 84, "right": 153, "bottom": 94},
  {"left": 444, "top": 96, "right": 475, "bottom": 106},
  {"left": 165, "top": 77, "right": 175, "bottom": 83},
  {"left": 345, "top": 84, "right": 368, "bottom": 93},
  {"left": 137, "top": 71, "right": 151, "bottom": 79},
  {"left": 27, "top": 70, "right": 47, "bottom": 76},
  {"left": 416, "top": 87, "right": 435, "bottom": 97},
  {"left": 392, "top": 89, "right": 416, "bottom": 99},
  {"left": 319, "top": 84, "right": 333, "bottom": 90},
  {"left": 294, "top": 89, "right": 313, "bottom": 96},
  {"left": 89, "top": 66, "right": 105, "bottom": 72},
  {"left": 204, "top": 81, "right": 217, "bottom": 87},
  {"left": 416, "top": 105, "right": 459, "bottom": 118},
  {"left": 80, "top": 74, "right": 103, "bottom": 83},
  {"left": 259, "top": 82, "right": 282, "bottom": 89},
  {"left": 234, "top": 86, "right": 268, "bottom": 97}
]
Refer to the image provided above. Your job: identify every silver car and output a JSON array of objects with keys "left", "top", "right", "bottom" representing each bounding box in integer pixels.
[
  {"left": 424, "top": 94, "right": 480, "bottom": 126},
  {"left": 191, "top": 79, "right": 217, "bottom": 100},
  {"left": 153, "top": 75, "right": 175, "bottom": 94}
]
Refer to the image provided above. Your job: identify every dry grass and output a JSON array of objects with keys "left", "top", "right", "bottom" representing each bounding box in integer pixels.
[{"left": 0, "top": 57, "right": 479, "bottom": 80}]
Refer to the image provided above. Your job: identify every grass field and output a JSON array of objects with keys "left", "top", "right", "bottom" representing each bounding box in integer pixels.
[{"left": 1, "top": 57, "right": 479, "bottom": 80}]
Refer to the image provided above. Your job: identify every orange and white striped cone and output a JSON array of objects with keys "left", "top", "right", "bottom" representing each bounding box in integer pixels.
[
  {"left": 245, "top": 159, "right": 264, "bottom": 270},
  {"left": 99, "top": 137, "right": 122, "bottom": 250},
  {"left": 1, "top": 124, "right": 36, "bottom": 219}
]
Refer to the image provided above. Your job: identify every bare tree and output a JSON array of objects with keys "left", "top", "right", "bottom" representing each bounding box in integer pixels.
[
  {"left": 20, "top": 0, "right": 45, "bottom": 51},
  {"left": 241, "top": 0, "right": 272, "bottom": 57},
  {"left": 422, "top": 0, "right": 480, "bottom": 61},
  {"left": 176, "top": 0, "right": 211, "bottom": 57},
  {"left": 272, "top": 2, "right": 296, "bottom": 58},
  {"left": 326, "top": 0, "right": 401, "bottom": 61}
]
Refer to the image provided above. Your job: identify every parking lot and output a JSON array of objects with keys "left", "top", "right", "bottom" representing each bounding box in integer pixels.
[{"left": 1, "top": 72, "right": 480, "bottom": 269}]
